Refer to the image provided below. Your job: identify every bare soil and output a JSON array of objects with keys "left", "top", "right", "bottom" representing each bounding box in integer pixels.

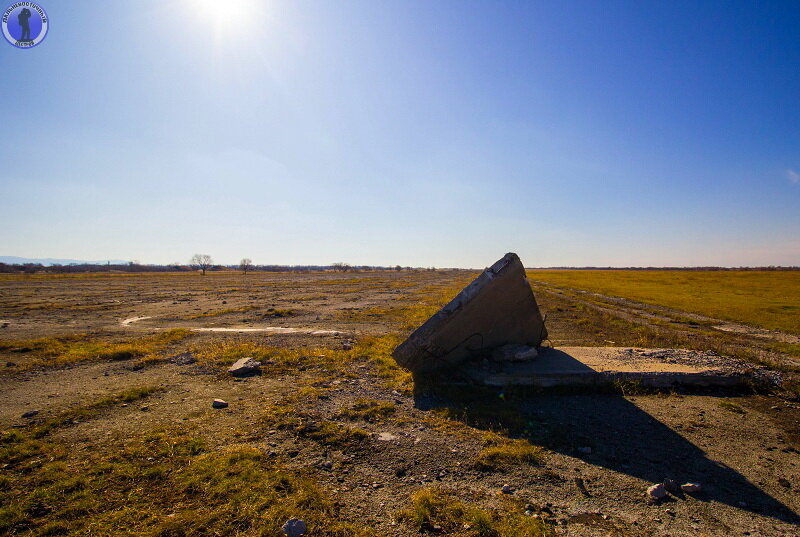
[{"left": 1, "top": 271, "right": 799, "bottom": 536}]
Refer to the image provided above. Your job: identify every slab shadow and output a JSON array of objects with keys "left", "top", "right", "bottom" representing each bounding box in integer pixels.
[{"left": 412, "top": 378, "right": 798, "bottom": 524}]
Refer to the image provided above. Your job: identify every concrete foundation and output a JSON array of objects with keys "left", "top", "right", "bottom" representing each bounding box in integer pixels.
[{"left": 460, "top": 347, "right": 776, "bottom": 389}]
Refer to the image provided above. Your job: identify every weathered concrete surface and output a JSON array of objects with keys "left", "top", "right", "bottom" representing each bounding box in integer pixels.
[
  {"left": 462, "top": 347, "right": 778, "bottom": 389},
  {"left": 393, "top": 253, "right": 548, "bottom": 373}
]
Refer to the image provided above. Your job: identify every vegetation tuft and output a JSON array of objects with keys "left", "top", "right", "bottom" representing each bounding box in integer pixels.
[{"left": 395, "top": 487, "right": 554, "bottom": 537}]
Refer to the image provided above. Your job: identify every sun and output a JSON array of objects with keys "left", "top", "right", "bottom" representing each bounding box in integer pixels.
[{"left": 189, "top": 0, "right": 261, "bottom": 33}]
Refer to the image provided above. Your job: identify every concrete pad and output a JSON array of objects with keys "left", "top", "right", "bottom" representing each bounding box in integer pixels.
[
  {"left": 462, "top": 347, "right": 777, "bottom": 389},
  {"left": 393, "top": 253, "right": 548, "bottom": 373}
]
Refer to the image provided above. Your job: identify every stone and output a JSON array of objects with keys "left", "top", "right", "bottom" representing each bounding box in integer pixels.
[
  {"left": 282, "top": 518, "right": 307, "bottom": 537},
  {"left": 647, "top": 483, "right": 668, "bottom": 500},
  {"left": 228, "top": 357, "right": 261, "bottom": 377},
  {"left": 663, "top": 478, "right": 680, "bottom": 495},
  {"left": 680, "top": 482, "right": 702, "bottom": 493},
  {"left": 376, "top": 432, "right": 398, "bottom": 442},
  {"left": 21, "top": 410, "right": 39, "bottom": 419},
  {"left": 212, "top": 399, "right": 228, "bottom": 409},
  {"left": 171, "top": 353, "right": 197, "bottom": 365},
  {"left": 393, "top": 253, "right": 548, "bottom": 373},
  {"left": 491, "top": 344, "right": 539, "bottom": 362},
  {"left": 501, "top": 484, "right": 514, "bottom": 494}
]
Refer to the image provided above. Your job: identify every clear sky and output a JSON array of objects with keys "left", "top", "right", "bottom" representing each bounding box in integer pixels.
[{"left": 1, "top": 0, "right": 798, "bottom": 268}]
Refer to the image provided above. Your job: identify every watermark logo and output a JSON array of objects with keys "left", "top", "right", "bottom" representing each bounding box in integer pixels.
[{"left": 2, "top": 2, "right": 48, "bottom": 48}]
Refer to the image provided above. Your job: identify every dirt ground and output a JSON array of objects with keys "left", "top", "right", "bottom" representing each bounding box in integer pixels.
[{"left": 0, "top": 271, "right": 798, "bottom": 537}]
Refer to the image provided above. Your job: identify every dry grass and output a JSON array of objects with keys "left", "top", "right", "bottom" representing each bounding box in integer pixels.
[
  {"left": 395, "top": 487, "right": 554, "bottom": 537},
  {"left": 0, "top": 329, "right": 191, "bottom": 371},
  {"left": 475, "top": 437, "right": 544, "bottom": 471},
  {"left": 0, "top": 391, "right": 377, "bottom": 536},
  {"left": 337, "top": 399, "right": 396, "bottom": 423},
  {"left": 528, "top": 270, "right": 800, "bottom": 335}
]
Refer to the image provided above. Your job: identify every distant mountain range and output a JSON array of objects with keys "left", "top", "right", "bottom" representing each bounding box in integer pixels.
[{"left": 0, "top": 256, "right": 129, "bottom": 266}]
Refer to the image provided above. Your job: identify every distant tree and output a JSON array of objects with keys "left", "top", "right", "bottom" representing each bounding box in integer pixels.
[
  {"left": 239, "top": 258, "right": 253, "bottom": 275},
  {"left": 394, "top": 265, "right": 402, "bottom": 272},
  {"left": 331, "top": 262, "right": 351, "bottom": 273},
  {"left": 190, "top": 254, "right": 213, "bottom": 275}
]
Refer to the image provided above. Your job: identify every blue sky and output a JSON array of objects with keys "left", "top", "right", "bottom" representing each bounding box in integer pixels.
[{"left": 1, "top": 0, "right": 798, "bottom": 267}]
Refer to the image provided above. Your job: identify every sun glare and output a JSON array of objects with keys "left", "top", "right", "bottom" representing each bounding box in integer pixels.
[{"left": 190, "top": 0, "right": 262, "bottom": 33}]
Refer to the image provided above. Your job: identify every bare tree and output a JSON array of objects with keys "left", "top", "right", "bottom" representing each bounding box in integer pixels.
[
  {"left": 239, "top": 258, "right": 253, "bottom": 275},
  {"left": 331, "top": 262, "right": 351, "bottom": 273},
  {"left": 190, "top": 254, "right": 213, "bottom": 275}
]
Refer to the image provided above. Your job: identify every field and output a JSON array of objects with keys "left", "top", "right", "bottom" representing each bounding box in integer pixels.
[
  {"left": 527, "top": 270, "right": 800, "bottom": 335},
  {"left": 0, "top": 270, "right": 799, "bottom": 537}
]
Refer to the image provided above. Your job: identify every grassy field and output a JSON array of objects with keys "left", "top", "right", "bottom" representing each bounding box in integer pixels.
[
  {"left": 527, "top": 270, "right": 800, "bottom": 335},
  {"left": 1, "top": 270, "right": 799, "bottom": 535}
]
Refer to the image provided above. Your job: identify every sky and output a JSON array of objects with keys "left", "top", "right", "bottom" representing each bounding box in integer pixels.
[{"left": 0, "top": 0, "right": 798, "bottom": 268}]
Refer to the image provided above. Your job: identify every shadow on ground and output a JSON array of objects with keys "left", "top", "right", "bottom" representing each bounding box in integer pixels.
[{"left": 413, "top": 379, "right": 799, "bottom": 524}]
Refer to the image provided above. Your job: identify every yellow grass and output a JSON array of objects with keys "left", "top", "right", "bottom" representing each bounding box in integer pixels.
[{"left": 528, "top": 270, "right": 800, "bottom": 335}]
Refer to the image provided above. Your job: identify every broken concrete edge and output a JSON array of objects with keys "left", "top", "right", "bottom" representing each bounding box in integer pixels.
[
  {"left": 393, "top": 252, "right": 548, "bottom": 373},
  {"left": 414, "top": 369, "right": 779, "bottom": 395},
  {"left": 416, "top": 361, "right": 780, "bottom": 393}
]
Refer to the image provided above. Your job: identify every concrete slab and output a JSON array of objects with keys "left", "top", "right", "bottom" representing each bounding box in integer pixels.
[
  {"left": 393, "top": 253, "right": 548, "bottom": 373},
  {"left": 462, "top": 347, "right": 777, "bottom": 389}
]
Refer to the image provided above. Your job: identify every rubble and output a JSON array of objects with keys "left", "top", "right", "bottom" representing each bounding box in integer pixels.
[
  {"left": 228, "top": 357, "right": 261, "bottom": 377},
  {"left": 393, "top": 253, "right": 547, "bottom": 373}
]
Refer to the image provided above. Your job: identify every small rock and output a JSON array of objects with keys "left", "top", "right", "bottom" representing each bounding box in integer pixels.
[
  {"left": 140, "top": 405, "right": 149, "bottom": 412},
  {"left": 491, "top": 344, "right": 538, "bottom": 362},
  {"left": 21, "top": 410, "right": 39, "bottom": 419},
  {"left": 778, "top": 477, "right": 791, "bottom": 488},
  {"left": 282, "top": 518, "right": 307, "bottom": 537},
  {"left": 376, "top": 432, "right": 398, "bottom": 441},
  {"left": 171, "top": 353, "right": 197, "bottom": 365},
  {"left": 574, "top": 477, "right": 590, "bottom": 496},
  {"left": 320, "top": 460, "right": 333, "bottom": 470},
  {"left": 663, "top": 478, "right": 680, "bottom": 495},
  {"left": 647, "top": 483, "right": 668, "bottom": 500},
  {"left": 680, "top": 482, "right": 702, "bottom": 493},
  {"left": 228, "top": 357, "right": 261, "bottom": 377},
  {"left": 212, "top": 399, "right": 228, "bottom": 409},
  {"left": 501, "top": 484, "right": 514, "bottom": 494}
]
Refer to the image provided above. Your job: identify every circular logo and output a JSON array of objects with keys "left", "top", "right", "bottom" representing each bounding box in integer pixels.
[{"left": 2, "top": 2, "right": 48, "bottom": 49}]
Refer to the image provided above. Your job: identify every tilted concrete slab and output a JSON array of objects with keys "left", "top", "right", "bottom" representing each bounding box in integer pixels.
[
  {"left": 392, "top": 253, "right": 548, "bottom": 373},
  {"left": 462, "top": 347, "right": 778, "bottom": 389}
]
